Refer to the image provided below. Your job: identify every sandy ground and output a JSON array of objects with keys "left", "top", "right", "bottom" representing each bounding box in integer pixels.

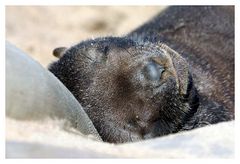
[
  {"left": 6, "top": 117, "right": 234, "bottom": 158},
  {"left": 6, "top": 6, "right": 166, "bottom": 67}
]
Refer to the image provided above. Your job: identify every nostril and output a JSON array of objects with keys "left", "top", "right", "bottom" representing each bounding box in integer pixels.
[
  {"left": 126, "top": 118, "right": 148, "bottom": 132},
  {"left": 127, "top": 120, "right": 138, "bottom": 130},
  {"left": 143, "top": 61, "right": 164, "bottom": 81},
  {"left": 126, "top": 119, "right": 144, "bottom": 133}
]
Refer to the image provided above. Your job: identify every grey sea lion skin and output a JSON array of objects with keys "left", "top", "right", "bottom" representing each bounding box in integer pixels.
[{"left": 49, "top": 6, "right": 234, "bottom": 143}]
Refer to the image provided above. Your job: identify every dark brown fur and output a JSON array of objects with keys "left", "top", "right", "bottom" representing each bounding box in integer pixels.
[
  {"left": 129, "top": 6, "right": 234, "bottom": 113},
  {"left": 49, "top": 6, "right": 234, "bottom": 143}
]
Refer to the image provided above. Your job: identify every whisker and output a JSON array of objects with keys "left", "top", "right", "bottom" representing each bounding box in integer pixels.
[
  {"left": 121, "top": 46, "right": 133, "bottom": 57},
  {"left": 80, "top": 52, "right": 94, "bottom": 62}
]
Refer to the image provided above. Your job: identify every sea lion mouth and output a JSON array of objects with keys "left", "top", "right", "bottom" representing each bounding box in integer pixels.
[{"left": 115, "top": 122, "right": 159, "bottom": 143}]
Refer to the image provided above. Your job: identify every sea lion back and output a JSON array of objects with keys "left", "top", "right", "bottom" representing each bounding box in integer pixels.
[{"left": 129, "top": 6, "right": 234, "bottom": 113}]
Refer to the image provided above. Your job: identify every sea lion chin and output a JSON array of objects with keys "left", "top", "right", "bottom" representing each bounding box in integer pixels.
[{"left": 49, "top": 37, "right": 197, "bottom": 143}]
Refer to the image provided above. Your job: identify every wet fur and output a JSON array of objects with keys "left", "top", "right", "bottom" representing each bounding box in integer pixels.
[{"left": 49, "top": 6, "right": 234, "bottom": 143}]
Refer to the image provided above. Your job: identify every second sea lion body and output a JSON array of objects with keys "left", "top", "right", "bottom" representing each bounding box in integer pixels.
[{"left": 49, "top": 6, "right": 234, "bottom": 143}]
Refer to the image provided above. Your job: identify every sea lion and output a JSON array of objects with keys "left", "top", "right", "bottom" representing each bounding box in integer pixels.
[{"left": 48, "top": 6, "right": 234, "bottom": 143}]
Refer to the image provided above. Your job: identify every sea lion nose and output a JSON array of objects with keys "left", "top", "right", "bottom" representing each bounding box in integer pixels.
[
  {"left": 143, "top": 61, "right": 164, "bottom": 81},
  {"left": 126, "top": 117, "right": 148, "bottom": 133}
]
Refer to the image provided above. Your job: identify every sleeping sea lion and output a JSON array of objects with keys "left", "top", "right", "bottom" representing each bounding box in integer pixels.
[{"left": 49, "top": 6, "right": 234, "bottom": 143}]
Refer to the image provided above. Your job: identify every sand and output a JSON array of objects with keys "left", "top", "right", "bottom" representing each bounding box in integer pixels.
[{"left": 6, "top": 6, "right": 166, "bottom": 67}]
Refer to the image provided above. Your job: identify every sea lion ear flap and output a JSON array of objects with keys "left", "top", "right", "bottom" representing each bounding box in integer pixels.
[
  {"left": 159, "top": 43, "right": 189, "bottom": 95},
  {"left": 52, "top": 47, "right": 67, "bottom": 58}
]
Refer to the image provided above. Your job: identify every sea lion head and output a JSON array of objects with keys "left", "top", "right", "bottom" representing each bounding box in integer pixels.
[{"left": 49, "top": 37, "right": 198, "bottom": 143}]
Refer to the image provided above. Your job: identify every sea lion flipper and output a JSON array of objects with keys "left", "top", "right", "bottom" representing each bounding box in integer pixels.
[{"left": 53, "top": 47, "right": 67, "bottom": 58}]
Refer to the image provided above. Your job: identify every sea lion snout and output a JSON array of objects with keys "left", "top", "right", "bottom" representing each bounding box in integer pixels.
[{"left": 124, "top": 114, "right": 159, "bottom": 141}]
